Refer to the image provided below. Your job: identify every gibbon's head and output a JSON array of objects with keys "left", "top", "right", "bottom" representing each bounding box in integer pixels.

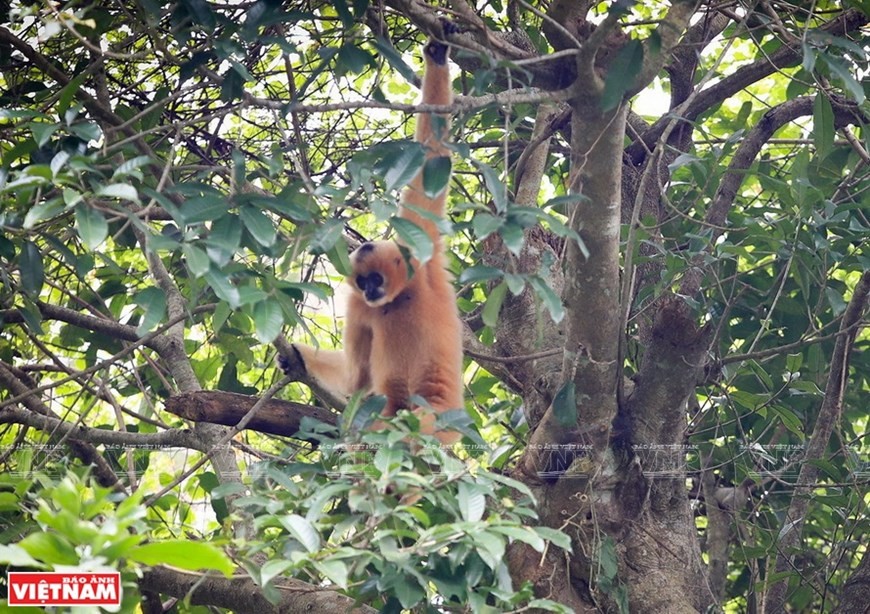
[{"left": 349, "top": 241, "right": 416, "bottom": 307}]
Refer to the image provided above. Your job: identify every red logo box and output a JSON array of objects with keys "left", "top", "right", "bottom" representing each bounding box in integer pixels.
[{"left": 7, "top": 572, "right": 122, "bottom": 607}]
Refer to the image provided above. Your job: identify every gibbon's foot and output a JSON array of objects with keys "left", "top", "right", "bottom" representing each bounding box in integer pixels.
[
  {"left": 425, "top": 19, "right": 458, "bottom": 65},
  {"left": 277, "top": 344, "right": 306, "bottom": 378}
]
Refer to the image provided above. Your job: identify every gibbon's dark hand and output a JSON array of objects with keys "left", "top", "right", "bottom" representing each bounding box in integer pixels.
[
  {"left": 277, "top": 345, "right": 306, "bottom": 379},
  {"left": 425, "top": 18, "right": 459, "bottom": 65}
]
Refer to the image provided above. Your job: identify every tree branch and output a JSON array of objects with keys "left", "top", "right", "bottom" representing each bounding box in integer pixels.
[
  {"left": 0, "top": 361, "right": 123, "bottom": 490},
  {"left": 629, "top": 0, "right": 699, "bottom": 97},
  {"left": 163, "top": 391, "right": 337, "bottom": 438},
  {"left": 139, "top": 566, "right": 378, "bottom": 614},
  {"left": 626, "top": 8, "right": 870, "bottom": 165},
  {"left": 0, "top": 405, "right": 198, "bottom": 449},
  {"left": 835, "top": 546, "right": 870, "bottom": 614},
  {"left": 766, "top": 270, "right": 870, "bottom": 613}
]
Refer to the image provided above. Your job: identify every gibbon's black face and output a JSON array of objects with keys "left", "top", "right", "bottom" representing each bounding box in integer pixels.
[
  {"left": 349, "top": 241, "right": 415, "bottom": 307},
  {"left": 355, "top": 271, "right": 384, "bottom": 303}
]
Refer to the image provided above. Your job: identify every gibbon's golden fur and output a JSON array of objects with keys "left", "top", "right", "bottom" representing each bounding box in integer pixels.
[{"left": 282, "top": 32, "right": 463, "bottom": 444}]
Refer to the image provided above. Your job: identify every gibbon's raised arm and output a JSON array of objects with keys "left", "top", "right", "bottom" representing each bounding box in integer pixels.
[
  {"left": 281, "top": 28, "right": 465, "bottom": 444},
  {"left": 399, "top": 37, "right": 454, "bottom": 246}
]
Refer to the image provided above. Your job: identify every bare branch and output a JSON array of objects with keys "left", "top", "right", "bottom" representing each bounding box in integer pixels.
[{"left": 0, "top": 405, "right": 198, "bottom": 449}]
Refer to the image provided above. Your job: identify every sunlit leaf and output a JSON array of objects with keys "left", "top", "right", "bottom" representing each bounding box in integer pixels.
[
  {"left": 97, "top": 182, "right": 140, "bottom": 203},
  {"left": 128, "top": 541, "right": 234, "bottom": 576},
  {"left": 457, "top": 482, "right": 487, "bottom": 522}
]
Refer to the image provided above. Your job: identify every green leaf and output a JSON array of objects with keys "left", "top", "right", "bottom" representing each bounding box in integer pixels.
[
  {"left": 75, "top": 204, "right": 109, "bottom": 250},
  {"left": 205, "top": 267, "right": 241, "bottom": 308},
  {"left": 69, "top": 121, "right": 102, "bottom": 142},
  {"left": 529, "top": 276, "right": 565, "bottom": 324},
  {"left": 472, "top": 212, "right": 504, "bottom": 239},
  {"left": 488, "top": 525, "right": 546, "bottom": 552},
  {"left": 18, "top": 532, "right": 78, "bottom": 565},
  {"left": 770, "top": 405, "right": 804, "bottom": 437},
  {"left": 422, "top": 156, "right": 451, "bottom": 199},
  {"left": 337, "top": 44, "right": 374, "bottom": 75},
  {"left": 602, "top": 39, "right": 644, "bottom": 112},
  {"left": 533, "top": 526, "right": 572, "bottom": 551},
  {"left": 31, "top": 122, "right": 59, "bottom": 148},
  {"left": 312, "top": 559, "right": 349, "bottom": 589},
  {"left": 326, "top": 240, "right": 352, "bottom": 276},
  {"left": 347, "top": 394, "right": 386, "bottom": 433},
  {"left": 812, "top": 94, "right": 835, "bottom": 158},
  {"left": 133, "top": 287, "right": 167, "bottom": 335},
  {"left": 128, "top": 540, "right": 234, "bottom": 576},
  {"left": 373, "top": 37, "right": 418, "bottom": 84},
  {"left": 0, "top": 492, "right": 19, "bottom": 512},
  {"left": 309, "top": 218, "right": 345, "bottom": 254},
  {"left": 825, "top": 286, "right": 848, "bottom": 316},
  {"left": 786, "top": 353, "right": 803, "bottom": 373},
  {"left": 182, "top": 243, "right": 210, "bottom": 277},
  {"left": 457, "top": 482, "right": 487, "bottom": 522},
  {"left": 458, "top": 265, "right": 503, "bottom": 284},
  {"left": 383, "top": 145, "right": 425, "bottom": 193},
  {"left": 240, "top": 204, "right": 276, "bottom": 247},
  {"left": 374, "top": 445, "right": 403, "bottom": 476},
  {"left": 259, "top": 559, "right": 296, "bottom": 587},
  {"left": 470, "top": 530, "right": 505, "bottom": 570},
  {"left": 181, "top": 195, "right": 227, "bottom": 225},
  {"left": 57, "top": 70, "right": 88, "bottom": 115},
  {"left": 552, "top": 381, "right": 577, "bottom": 427},
  {"left": 0, "top": 544, "right": 45, "bottom": 567},
  {"left": 391, "top": 217, "right": 433, "bottom": 264},
  {"left": 113, "top": 155, "right": 152, "bottom": 179},
  {"left": 499, "top": 222, "right": 524, "bottom": 255},
  {"left": 596, "top": 534, "right": 619, "bottom": 582},
  {"left": 394, "top": 576, "right": 425, "bottom": 608},
  {"left": 96, "top": 182, "right": 140, "bottom": 203},
  {"left": 23, "top": 199, "right": 65, "bottom": 228},
  {"left": 481, "top": 280, "right": 508, "bottom": 328},
  {"left": 253, "top": 299, "right": 283, "bottom": 343},
  {"left": 19, "top": 240, "right": 44, "bottom": 297},
  {"left": 474, "top": 161, "right": 508, "bottom": 213},
  {"left": 279, "top": 514, "right": 321, "bottom": 552},
  {"left": 823, "top": 55, "right": 866, "bottom": 103}
]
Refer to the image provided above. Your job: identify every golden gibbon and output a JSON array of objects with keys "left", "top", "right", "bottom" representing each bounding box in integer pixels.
[{"left": 281, "top": 29, "right": 463, "bottom": 444}]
